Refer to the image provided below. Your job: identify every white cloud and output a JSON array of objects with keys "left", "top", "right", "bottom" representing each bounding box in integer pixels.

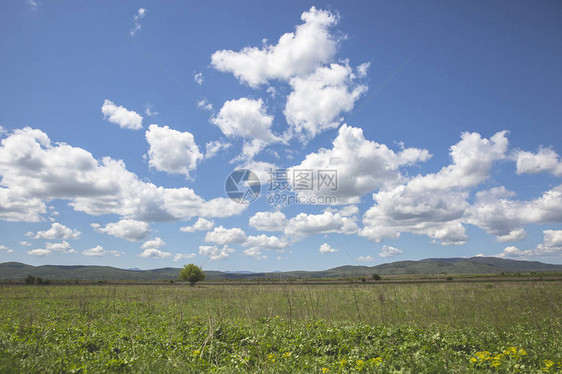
[
  {"left": 249, "top": 211, "right": 288, "bottom": 231},
  {"left": 496, "top": 231, "right": 562, "bottom": 259},
  {"left": 82, "top": 245, "right": 122, "bottom": 257},
  {"left": 284, "top": 211, "right": 358, "bottom": 238},
  {"left": 144, "top": 103, "right": 158, "bottom": 117},
  {"left": 284, "top": 63, "right": 367, "bottom": 140},
  {"left": 145, "top": 124, "right": 203, "bottom": 178},
  {"left": 289, "top": 124, "right": 430, "bottom": 204},
  {"left": 26, "top": 0, "right": 40, "bottom": 11},
  {"left": 180, "top": 217, "right": 214, "bottom": 232},
  {"left": 27, "top": 248, "right": 50, "bottom": 256},
  {"left": 141, "top": 237, "right": 165, "bottom": 249},
  {"left": 204, "top": 140, "right": 230, "bottom": 159},
  {"left": 194, "top": 72, "right": 203, "bottom": 85},
  {"left": 466, "top": 185, "right": 562, "bottom": 242},
  {"left": 45, "top": 241, "right": 75, "bottom": 253},
  {"left": 361, "top": 131, "right": 509, "bottom": 245},
  {"left": 514, "top": 147, "right": 562, "bottom": 176},
  {"left": 130, "top": 8, "right": 146, "bottom": 37},
  {"left": 357, "top": 255, "right": 374, "bottom": 262},
  {"left": 0, "top": 245, "right": 14, "bottom": 253},
  {"left": 101, "top": 100, "right": 143, "bottom": 130},
  {"left": 173, "top": 253, "right": 196, "bottom": 262},
  {"left": 379, "top": 244, "right": 402, "bottom": 258},
  {"left": 19, "top": 241, "right": 31, "bottom": 246},
  {"left": 199, "top": 245, "right": 234, "bottom": 261},
  {"left": 204, "top": 226, "right": 247, "bottom": 244},
  {"left": 212, "top": 98, "right": 280, "bottom": 158},
  {"left": 319, "top": 243, "right": 337, "bottom": 254},
  {"left": 0, "top": 127, "right": 246, "bottom": 222},
  {"left": 244, "top": 234, "right": 288, "bottom": 250},
  {"left": 197, "top": 99, "right": 213, "bottom": 111},
  {"left": 325, "top": 205, "right": 359, "bottom": 217},
  {"left": 356, "top": 62, "right": 370, "bottom": 77},
  {"left": 28, "top": 223, "right": 81, "bottom": 240},
  {"left": 92, "top": 219, "right": 150, "bottom": 242},
  {"left": 140, "top": 248, "right": 171, "bottom": 259},
  {"left": 211, "top": 7, "right": 339, "bottom": 87}
]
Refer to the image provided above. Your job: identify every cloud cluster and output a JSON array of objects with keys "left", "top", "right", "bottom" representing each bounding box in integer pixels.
[
  {"left": 361, "top": 131, "right": 509, "bottom": 245},
  {"left": 0, "top": 128, "right": 246, "bottom": 223},
  {"left": 496, "top": 230, "right": 562, "bottom": 258},
  {"left": 289, "top": 124, "right": 431, "bottom": 204}
]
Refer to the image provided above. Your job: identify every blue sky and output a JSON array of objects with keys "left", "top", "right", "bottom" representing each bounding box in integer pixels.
[{"left": 1, "top": 1, "right": 561, "bottom": 271}]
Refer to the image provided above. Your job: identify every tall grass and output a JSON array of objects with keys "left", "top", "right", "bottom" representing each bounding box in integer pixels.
[{"left": 0, "top": 282, "right": 560, "bottom": 372}]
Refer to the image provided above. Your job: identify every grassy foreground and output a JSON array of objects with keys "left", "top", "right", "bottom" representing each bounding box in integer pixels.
[{"left": 0, "top": 282, "right": 561, "bottom": 373}]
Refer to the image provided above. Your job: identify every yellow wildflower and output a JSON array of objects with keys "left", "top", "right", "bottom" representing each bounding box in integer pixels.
[{"left": 321, "top": 368, "right": 329, "bottom": 374}]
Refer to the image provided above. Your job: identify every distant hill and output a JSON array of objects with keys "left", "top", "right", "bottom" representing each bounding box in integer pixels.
[{"left": 1, "top": 257, "right": 561, "bottom": 281}]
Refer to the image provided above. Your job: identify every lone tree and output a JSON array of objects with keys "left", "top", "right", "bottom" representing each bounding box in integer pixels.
[
  {"left": 371, "top": 273, "right": 381, "bottom": 281},
  {"left": 179, "top": 264, "right": 206, "bottom": 287}
]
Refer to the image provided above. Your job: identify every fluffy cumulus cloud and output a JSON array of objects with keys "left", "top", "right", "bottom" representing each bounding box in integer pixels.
[
  {"left": 27, "top": 222, "right": 81, "bottom": 240},
  {"left": 0, "top": 127, "right": 246, "bottom": 223},
  {"left": 27, "top": 248, "right": 51, "bottom": 256},
  {"left": 379, "top": 244, "right": 402, "bottom": 258},
  {"left": 319, "top": 243, "right": 337, "bottom": 254},
  {"left": 249, "top": 211, "right": 288, "bottom": 231},
  {"left": 82, "top": 245, "right": 123, "bottom": 257},
  {"left": 92, "top": 219, "right": 150, "bottom": 242},
  {"left": 145, "top": 124, "right": 203, "bottom": 178},
  {"left": 249, "top": 210, "right": 357, "bottom": 238},
  {"left": 101, "top": 100, "right": 143, "bottom": 130},
  {"left": 361, "top": 131, "right": 509, "bottom": 245},
  {"left": 357, "top": 255, "right": 374, "bottom": 262},
  {"left": 180, "top": 217, "right": 214, "bottom": 233},
  {"left": 284, "top": 63, "right": 367, "bottom": 139},
  {"left": 211, "top": 7, "right": 339, "bottom": 87},
  {"left": 140, "top": 248, "right": 171, "bottom": 259},
  {"left": 173, "top": 253, "right": 196, "bottom": 262},
  {"left": 141, "top": 237, "right": 165, "bottom": 249},
  {"left": 284, "top": 211, "right": 358, "bottom": 238},
  {"left": 199, "top": 245, "right": 234, "bottom": 261},
  {"left": 289, "top": 125, "right": 431, "bottom": 204},
  {"left": 212, "top": 98, "right": 280, "bottom": 158},
  {"left": 204, "top": 226, "right": 247, "bottom": 244},
  {"left": 514, "top": 147, "right": 562, "bottom": 176},
  {"left": 243, "top": 234, "right": 288, "bottom": 258},
  {"left": 466, "top": 185, "right": 562, "bottom": 241}
]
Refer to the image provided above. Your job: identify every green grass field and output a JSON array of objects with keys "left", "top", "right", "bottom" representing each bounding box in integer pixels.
[{"left": 1, "top": 281, "right": 561, "bottom": 373}]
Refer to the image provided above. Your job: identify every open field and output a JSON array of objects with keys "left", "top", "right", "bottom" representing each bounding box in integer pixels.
[{"left": 1, "top": 281, "right": 561, "bottom": 373}]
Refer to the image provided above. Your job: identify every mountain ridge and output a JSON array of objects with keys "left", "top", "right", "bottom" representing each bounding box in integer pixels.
[{"left": 1, "top": 257, "right": 561, "bottom": 281}]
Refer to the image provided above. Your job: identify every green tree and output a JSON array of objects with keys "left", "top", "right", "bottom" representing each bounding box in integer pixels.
[
  {"left": 25, "top": 275, "right": 36, "bottom": 285},
  {"left": 179, "top": 264, "right": 206, "bottom": 287},
  {"left": 371, "top": 273, "right": 381, "bottom": 281}
]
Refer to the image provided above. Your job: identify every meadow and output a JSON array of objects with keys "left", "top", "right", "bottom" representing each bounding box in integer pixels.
[{"left": 0, "top": 281, "right": 561, "bottom": 373}]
